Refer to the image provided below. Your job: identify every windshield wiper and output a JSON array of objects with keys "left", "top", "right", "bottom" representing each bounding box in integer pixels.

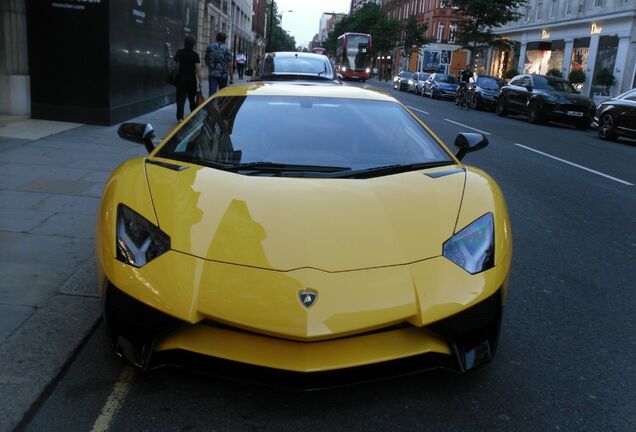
[
  {"left": 329, "top": 161, "right": 455, "bottom": 179},
  {"left": 227, "top": 161, "right": 351, "bottom": 173}
]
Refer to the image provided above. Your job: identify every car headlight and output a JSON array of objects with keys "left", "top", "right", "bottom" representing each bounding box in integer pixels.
[
  {"left": 443, "top": 213, "right": 494, "bottom": 274},
  {"left": 116, "top": 204, "right": 170, "bottom": 267},
  {"left": 365, "top": 68, "right": 370, "bottom": 73},
  {"left": 342, "top": 66, "right": 347, "bottom": 72}
]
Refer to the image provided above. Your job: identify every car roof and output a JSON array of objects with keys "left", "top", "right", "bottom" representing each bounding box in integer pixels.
[
  {"left": 215, "top": 82, "right": 396, "bottom": 102},
  {"left": 264, "top": 51, "right": 329, "bottom": 60}
]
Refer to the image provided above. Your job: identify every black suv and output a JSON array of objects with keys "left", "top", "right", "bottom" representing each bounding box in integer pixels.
[{"left": 496, "top": 74, "right": 595, "bottom": 129}]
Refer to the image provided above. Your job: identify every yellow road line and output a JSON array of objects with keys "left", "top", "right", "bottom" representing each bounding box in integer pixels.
[{"left": 90, "top": 366, "right": 136, "bottom": 432}]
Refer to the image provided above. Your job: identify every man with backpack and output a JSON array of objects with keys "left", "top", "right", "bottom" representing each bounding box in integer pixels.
[{"left": 205, "top": 32, "right": 233, "bottom": 96}]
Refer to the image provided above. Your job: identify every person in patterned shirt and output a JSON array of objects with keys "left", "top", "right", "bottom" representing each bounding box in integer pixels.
[{"left": 205, "top": 32, "right": 233, "bottom": 96}]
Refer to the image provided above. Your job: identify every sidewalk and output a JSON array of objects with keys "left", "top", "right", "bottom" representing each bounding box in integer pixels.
[{"left": 0, "top": 104, "right": 180, "bottom": 431}]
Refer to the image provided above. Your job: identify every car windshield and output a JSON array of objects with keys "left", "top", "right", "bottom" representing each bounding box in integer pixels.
[
  {"left": 435, "top": 75, "right": 458, "bottom": 84},
  {"left": 157, "top": 96, "right": 452, "bottom": 177},
  {"left": 401, "top": 72, "right": 412, "bottom": 79},
  {"left": 534, "top": 76, "right": 577, "bottom": 93},
  {"left": 259, "top": 55, "right": 332, "bottom": 79},
  {"left": 420, "top": 73, "right": 430, "bottom": 81},
  {"left": 476, "top": 77, "right": 503, "bottom": 90}
]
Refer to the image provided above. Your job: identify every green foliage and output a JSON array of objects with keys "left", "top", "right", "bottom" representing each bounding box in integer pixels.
[
  {"left": 505, "top": 68, "right": 519, "bottom": 79},
  {"left": 266, "top": 0, "right": 296, "bottom": 52},
  {"left": 568, "top": 69, "right": 586, "bottom": 84},
  {"left": 546, "top": 68, "right": 562, "bottom": 78},
  {"left": 324, "top": 3, "right": 400, "bottom": 55},
  {"left": 401, "top": 15, "right": 429, "bottom": 54},
  {"left": 447, "top": 0, "right": 527, "bottom": 50},
  {"left": 594, "top": 68, "right": 616, "bottom": 87}
]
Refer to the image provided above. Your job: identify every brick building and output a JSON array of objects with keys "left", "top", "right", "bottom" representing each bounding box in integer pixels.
[{"left": 382, "top": 0, "right": 468, "bottom": 76}]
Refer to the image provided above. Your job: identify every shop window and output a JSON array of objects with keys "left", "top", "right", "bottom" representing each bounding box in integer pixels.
[
  {"left": 570, "top": 37, "right": 590, "bottom": 90},
  {"left": 591, "top": 35, "right": 619, "bottom": 96},
  {"left": 524, "top": 41, "right": 553, "bottom": 75}
]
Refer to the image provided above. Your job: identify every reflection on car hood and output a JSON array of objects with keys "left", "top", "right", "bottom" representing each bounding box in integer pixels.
[
  {"left": 145, "top": 161, "right": 466, "bottom": 272},
  {"left": 546, "top": 91, "right": 591, "bottom": 104}
]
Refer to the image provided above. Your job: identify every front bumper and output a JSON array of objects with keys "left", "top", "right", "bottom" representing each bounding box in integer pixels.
[
  {"left": 103, "top": 279, "right": 503, "bottom": 386},
  {"left": 543, "top": 102, "right": 595, "bottom": 123}
]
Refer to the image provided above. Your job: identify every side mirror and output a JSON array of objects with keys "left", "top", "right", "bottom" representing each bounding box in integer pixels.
[
  {"left": 454, "top": 133, "right": 488, "bottom": 161},
  {"left": 117, "top": 123, "right": 155, "bottom": 153}
]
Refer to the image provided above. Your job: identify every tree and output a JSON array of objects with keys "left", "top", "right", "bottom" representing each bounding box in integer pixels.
[
  {"left": 266, "top": 0, "right": 296, "bottom": 52},
  {"left": 447, "top": 0, "right": 527, "bottom": 52},
  {"left": 323, "top": 4, "right": 400, "bottom": 56},
  {"left": 401, "top": 15, "right": 429, "bottom": 64}
]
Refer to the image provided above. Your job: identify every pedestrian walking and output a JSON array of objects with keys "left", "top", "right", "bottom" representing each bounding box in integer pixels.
[
  {"left": 205, "top": 32, "right": 233, "bottom": 97},
  {"left": 174, "top": 35, "right": 202, "bottom": 122},
  {"left": 236, "top": 51, "right": 247, "bottom": 80},
  {"left": 372, "top": 66, "right": 378, "bottom": 79}
]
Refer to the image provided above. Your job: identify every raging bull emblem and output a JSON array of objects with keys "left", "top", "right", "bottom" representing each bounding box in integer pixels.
[{"left": 298, "top": 289, "right": 317, "bottom": 309}]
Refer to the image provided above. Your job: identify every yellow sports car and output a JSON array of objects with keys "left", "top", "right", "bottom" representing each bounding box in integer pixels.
[{"left": 97, "top": 83, "right": 512, "bottom": 385}]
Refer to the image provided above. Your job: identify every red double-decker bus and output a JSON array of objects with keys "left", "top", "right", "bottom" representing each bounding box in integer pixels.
[{"left": 336, "top": 32, "right": 372, "bottom": 81}]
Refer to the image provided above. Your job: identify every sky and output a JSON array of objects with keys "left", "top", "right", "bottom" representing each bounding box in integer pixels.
[{"left": 276, "top": 0, "right": 351, "bottom": 47}]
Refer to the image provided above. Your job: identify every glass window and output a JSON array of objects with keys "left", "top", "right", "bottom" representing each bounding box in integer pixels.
[
  {"left": 533, "top": 76, "right": 578, "bottom": 93},
  {"left": 566, "top": 0, "right": 573, "bottom": 14},
  {"left": 437, "top": 22, "right": 445, "bottom": 43},
  {"left": 536, "top": 1, "right": 543, "bottom": 19},
  {"left": 621, "top": 90, "right": 636, "bottom": 101},
  {"left": 434, "top": 74, "right": 458, "bottom": 83},
  {"left": 476, "top": 77, "right": 504, "bottom": 89},
  {"left": 448, "top": 24, "right": 457, "bottom": 44},
  {"left": 158, "top": 96, "right": 452, "bottom": 174},
  {"left": 550, "top": 0, "right": 557, "bottom": 18},
  {"left": 591, "top": 35, "right": 619, "bottom": 96}
]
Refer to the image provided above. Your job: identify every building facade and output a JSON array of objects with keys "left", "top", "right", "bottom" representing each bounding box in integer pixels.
[
  {"left": 491, "top": 0, "right": 636, "bottom": 98},
  {"left": 252, "top": 0, "right": 267, "bottom": 68},
  {"left": 382, "top": 0, "right": 467, "bottom": 76}
]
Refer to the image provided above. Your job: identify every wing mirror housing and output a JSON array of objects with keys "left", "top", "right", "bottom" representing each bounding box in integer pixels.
[
  {"left": 454, "top": 133, "right": 488, "bottom": 161},
  {"left": 117, "top": 123, "right": 155, "bottom": 153}
]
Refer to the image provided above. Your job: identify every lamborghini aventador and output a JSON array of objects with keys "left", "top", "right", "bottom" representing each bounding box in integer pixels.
[{"left": 97, "top": 83, "right": 512, "bottom": 386}]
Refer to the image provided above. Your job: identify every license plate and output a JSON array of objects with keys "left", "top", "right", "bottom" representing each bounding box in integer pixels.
[{"left": 567, "top": 111, "right": 583, "bottom": 117}]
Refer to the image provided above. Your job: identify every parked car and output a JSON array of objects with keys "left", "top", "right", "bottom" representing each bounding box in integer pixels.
[
  {"left": 593, "top": 88, "right": 636, "bottom": 141},
  {"left": 393, "top": 71, "right": 413, "bottom": 91},
  {"left": 496, "top": 74, "right": 596, "bottom": 129},
  {"left": 415, "top": 73, "right": 431, "bottom": 95},
  {"left": 470, "top": 76, "right": 505, "bottom": 111},
  {"left": 407, "top": 72, "right": 430, "bottom": 94},
  {"left": 423, "top": 73, "right": 459, "bottom": 99}
]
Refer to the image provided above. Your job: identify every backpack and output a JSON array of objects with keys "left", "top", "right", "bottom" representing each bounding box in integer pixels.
[{"left": 166, "top": 49, "right": 181, "bottom": 86}]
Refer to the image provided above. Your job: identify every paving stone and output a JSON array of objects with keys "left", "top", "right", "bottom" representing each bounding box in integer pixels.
[
  {"left": 80, "top": 170, "right": 113, "bottom": 183},
  {"left": 33, "top": 194, "right": 100, "bottom": 216},
  {"left": 29, "top": 139, "right": 129, "bottom": 154},
  {"left": 0, "top": 163, "right": 91, "bottom": 190},
  {"left": 77, "top": 182, "right": 106, "bottom": 198},
  {"left": 30, "top": 212, "right": 97, "bottom": 239},
  {"left": 0, "top": 232, "right": 92, "bottom": 267},
  {"left": 0, "top": 146, "right": 71, "bottom": 165},
  {"left": 58, "top": 259, "right": 99, "bottom": 298},
  {"left": 0, "top": 191, "right": 49, "bottom": 209},
  {"left": 0, "top": 138, "right": 31, "bottom": 152},
  {"left": 0, "top": 294, "right": 101, "bottom": 431},
  {"left": 66, "top": 158, "right": 128, "bottom": 171},
  {"left": 17, "top": 178, "right": 96, "bottom": 195},
  {"left": 0, "top": 304, "right": 34, "bottom": 343},
  {"left": 0, "top": 208, "right": 54, "bottom": 232},
  {"left": 0, "top": 262, "right": 74, "bottom": 307}
]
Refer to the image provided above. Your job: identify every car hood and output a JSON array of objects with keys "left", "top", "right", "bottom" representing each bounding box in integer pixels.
[
  {"left": 437, "top": 82, "right": 458, "bottom": 89},
  {"left": 145, "top": 160, "right": 466, "bottom": 272}
]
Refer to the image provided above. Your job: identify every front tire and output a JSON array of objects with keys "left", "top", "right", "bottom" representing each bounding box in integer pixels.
[
  {"left": 527, "top": 100, "right": 543, "bottom": 124},
  {"left": 598, "top": 113, "right": 618, "bottom": 140},
  {"left": 471, "top": 95, "right": 480, "bottom": 110},
  {"left": 496, "top": 97, "right": 508, "bottom": 117}
]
